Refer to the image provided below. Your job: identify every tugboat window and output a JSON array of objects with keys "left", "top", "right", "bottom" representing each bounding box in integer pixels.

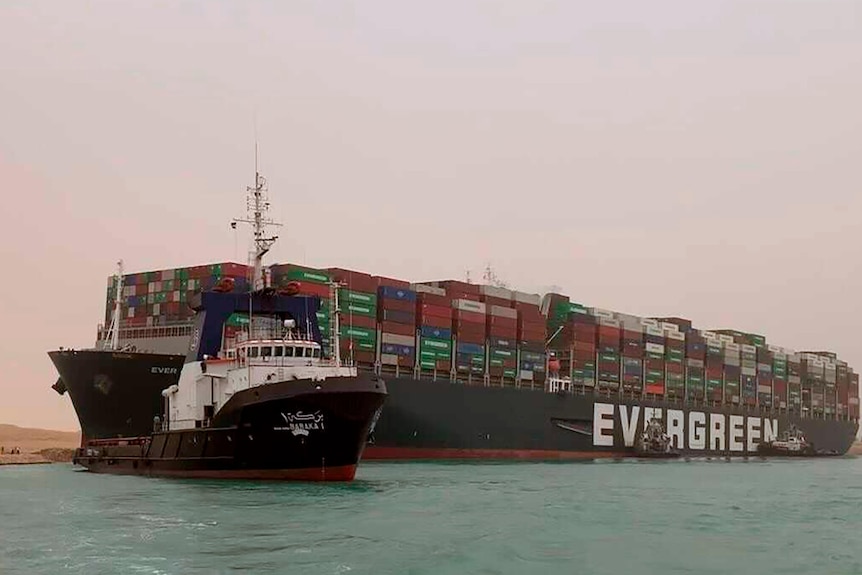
[
  {"left": 285, "top": 346, "right": 295, "bottom": 357},
  {"left": 273, "top": 346, "right": 283, "bottom": 357},
  {"left": 249, "top": 347, "right": 259, "bottom": 358},
  {"left": 304, "top": 347, "right": 313, "bottom": 358},
  {"left": 313, "top": 348, "right": 320, "bottom": 358},
  {"left": 261, "top": 346, "right": 272, "bottom": 357}
]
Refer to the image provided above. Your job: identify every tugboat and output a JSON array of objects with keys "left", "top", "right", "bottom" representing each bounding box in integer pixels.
[
  {"left": 634, "top": 417, "right": 681, "bottom": 458},
  {"left": 756, "top": 425, "right": 825, "bottom": 457},
  {"left": 72, "top": 160, "right": 387, "bottom": 481}
]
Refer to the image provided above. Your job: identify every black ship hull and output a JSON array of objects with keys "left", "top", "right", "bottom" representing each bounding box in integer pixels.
[
  {"left": 49, "top": 349, "right": 185, "bottom": 443},
  {"left": 73, "top": 375, "right": 387, "bottom": 481},
  {"left": 53, "top": 360, "right": 858, "bottom": 460}
]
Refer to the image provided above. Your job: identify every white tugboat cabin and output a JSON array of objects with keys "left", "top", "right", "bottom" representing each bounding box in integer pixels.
[{"left": 162, "top": 319, "right": 357, "bottom": 431}]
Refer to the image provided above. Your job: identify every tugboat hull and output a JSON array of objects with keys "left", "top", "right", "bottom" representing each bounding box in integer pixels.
[{"left": 73, "top": 375, "right": 387, "bottom": 481}]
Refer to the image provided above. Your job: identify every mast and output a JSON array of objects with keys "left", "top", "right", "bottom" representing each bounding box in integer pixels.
[
  {"left": 232, "top": 143, "right": 282, "bottom": 292},
  {"left": 103, "top": 260, "right": 124, "bottom": 350}
]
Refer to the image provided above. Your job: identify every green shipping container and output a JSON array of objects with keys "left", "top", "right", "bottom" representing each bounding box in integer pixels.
[
  {"left": 491, "top": 348, "right": 515, "bottom": 359},
  {"left": 490, "top": 358, "right": 504, "bottom": 367},
  {"left": 154, "top": 293, "right": 167, "bottom": 304},
  {"left": 162, "top": 279, "right": 174, "bottom": 292},
  {"left": 421, "top": 337, "right": 452, "bottom": 353},
  {"left": 286, "top": 268, "right": 331, "bottom": 284},
  {"left": 339, "top": 289, "right": 377, "bottom": 306},
  {"left": 420, "top": 349, "right": 451, "bottom": 361},
  {"left": 226, "top": 313, "right": 250, "bottom": 327},
  {"left": 343, "top": 303, "right": 376, "bottom": 317},
  {"left": 340, "top": 326, "right": 376, "bottom": 342},
  {"left": 504, "top": 369, "right": 517, "bottom": 378}
]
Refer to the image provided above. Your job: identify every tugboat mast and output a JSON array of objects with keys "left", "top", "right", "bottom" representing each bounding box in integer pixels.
[{"left": 231, "top": 143, "right": 281, "bottom": 292}]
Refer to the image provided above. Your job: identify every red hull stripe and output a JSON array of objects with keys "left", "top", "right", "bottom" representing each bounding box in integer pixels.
[
  {"left": 84, "top": 464, "right": 357, "bottom": 482},
  {"left": 363, "top": 447, "right": 621, "bottom": 461}
]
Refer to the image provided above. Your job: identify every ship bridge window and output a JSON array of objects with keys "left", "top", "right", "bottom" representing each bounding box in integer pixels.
[
  {"left": 273, "top": 346, "right": 283, "bottom": 357},
  {"left": 304, "top": 347, "right": 313, "bottom": 358},
  {"left": 249, "top": 347, "right": 259, "bottom": 358},
  {"left": 313, "top": 348, "right": 320, "bottom": 358},
  {"left": 285, "top": 346, "right": 295, "bottom": 357},
  {"left": 261, "top": 346, "right": 272, "bottom": 358}
]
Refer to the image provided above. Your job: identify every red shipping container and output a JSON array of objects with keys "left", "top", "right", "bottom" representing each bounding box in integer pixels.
[
  {"left": 454, "top": 321, "right": 486, "bottom": 336},
  {"left": 420, "top": 314, "right": 452, "bottom": 329},
  {"left": 328, "top": 268, "right": 377, "bottom": 293},
  {"left": 645, "top": 384, "right": 665, "bottom": 395},
  {"left": 487, "top": 316, "right": 517, "bottom": 329},
  {"left": 503, "top": 358, "right": 517, "bottom": 369},
  {"left": 440, "top": 280, "right": 481, "bottom": 295},
  {"left": 341, "top": 314, "right": 377, "bottom": 330},
  {"left": 379, "top": 298, "right": 414, "bottom": 313},
  {"left": 519, "top": 327, "right": 547, "bottom": 342},
  {"left": 573, "top": 348, "right": 595, "bottom": 361},
  {"left": 457, "top": 331, "right": 485, "bottom": 344},
  {"left": 223, "top": 263, "right": 249, "bottom": 277},
  {"left": 375, "top": 276, "right": 411, "bottom": 289},
  {"left": 519, "top": 320, "right": 546, "bottom": 332},
  {"left": 418, "top": 304, "right": 452, "bottom": 319},
  {"left": 295, "top": 282, "right": 330, "bottom": 298},
  {"left": 417, "top": 293, "right": 451, "bottom": 307},
  {"left": 454, "top": 309, "right": 485, "bottom": 324},
  {"left": 381, "top": 321, "right": 414, "bottom": 337},
  {"left": 397, "top": 356, "right": 415, "bottom": 368},
  {"left": 480, "top": 295, "right": 511, "bottom": 308},
  {"left": 489, "top": 325, "right": 518, "bottom": 338},
  {"left": 446, "top": 291, "right": 481, "bottom": 302},
  {"left": 514, "top": 302, "right": 543, "bottom": 320},
  {"left": 666, "top": 363, "right": 684, "bottom": 374},
  {"left": 621, "top": 346, "right": 644, "bottom": 359}
]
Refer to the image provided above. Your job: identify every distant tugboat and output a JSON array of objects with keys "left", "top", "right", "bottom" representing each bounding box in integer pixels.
[
  {"left": 634, "top": 418, "right": 680, "bottom": 458},
  {"left": 72, "top": 159, "right": 387, "bottom": 481}
]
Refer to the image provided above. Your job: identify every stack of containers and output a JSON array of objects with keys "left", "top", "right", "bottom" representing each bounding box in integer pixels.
[
  {"left": 377, "top": 282, "right": 417, "bottom": 368},
  {"left": 704, "top": 332, "right": 724, "bottom": 402},
  {"left": 452, "top": 297, "right": 487, "bottom": 377},
  {"left": 787, "top": 353, "right": 803, "bottom": 411},
  {"left": 644, "top": 322, "right": 665, "bottom": 395},
  {"left": 271, "top": 264, "right": 330, "bottom": 298},
  {"left": 756, "top": 347, "right": 774, "bottom": 408},
  {"left": 619, "top": 314, "right": 645, "bottom": 393},
  {"left": 328, "top": 268, "right": 379, "bottom": 364},
  {"left": 850, "top": 371, "right": 860, "bottom": 419},
  {"left": 685, "top": 331, "right": 706, "bottom": 400},
  {"left": 594, "top": 310, "right": 621, "bottom": 390},
  {"left": 800, "top": 354, "right": 825, "bottom": 417},
  {"left": 571, "top": 312, "right": 598, "bottom": 387},
  {"left": 770, "top": 346, "right": 788, "bottom": 409},
  {"left": 837, "top": 362, "right": 850, "bottom": 418},
  {"left": 824, "top": 357, "right": 838, "bottom": 417},
  {"left": 480, "top": 286, "right": 519, "bottom": 379},
  {"left": 741, "top": 344, "right": 758, "bottom": 406},
  {"left": 663, "top": 325, "right": 686, "bottom": 399},
  {"left": 722, "top": 337, "right": 741, "bottom": 404},
  {"left": 513, "top": 291, "right": 545, "bottom": 382},
  {"left": 412, "top": 284, "right": 453, "bottom": 373}
]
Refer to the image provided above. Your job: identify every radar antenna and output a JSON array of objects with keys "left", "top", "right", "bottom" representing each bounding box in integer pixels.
[
  {"left": 103, "top": 260, "right": 124, "bottom": 350},
  {"left": 231, "top": 142, "right": 282, "bottom": 291}
]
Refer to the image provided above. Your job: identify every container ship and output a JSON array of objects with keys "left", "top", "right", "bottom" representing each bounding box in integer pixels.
[{"left": 50, "top": 256, "right": 860, "bottom": 458}]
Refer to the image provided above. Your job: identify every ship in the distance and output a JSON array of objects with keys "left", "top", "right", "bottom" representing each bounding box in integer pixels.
[{"left": 49, "top": 193, "right": 860, "bottom": 460}]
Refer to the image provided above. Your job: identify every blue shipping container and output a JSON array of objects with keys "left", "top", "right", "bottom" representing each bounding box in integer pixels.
[
  {"left": 382, "top": 343, "right": 416, "bottom": 357},
  {"left": 378, "top": 286, "right": 417, "bottom": 302},
  {"left": 420, "top": 325, "right": 452, "bottom": 340},
  {"left": 457, "top": 342, "right": 484, "bottom": 355}
]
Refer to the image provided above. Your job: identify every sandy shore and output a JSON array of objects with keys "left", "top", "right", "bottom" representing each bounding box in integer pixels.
[{"left": 0, "top": 424, "right": 80, "bottom": 465}]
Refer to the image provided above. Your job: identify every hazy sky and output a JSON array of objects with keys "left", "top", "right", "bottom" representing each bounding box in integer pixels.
[{"left": 1, "top": 1, "right": 860, "bottom": 431}]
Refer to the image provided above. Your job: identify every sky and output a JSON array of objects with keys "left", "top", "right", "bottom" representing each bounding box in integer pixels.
[{"left": 0, "top": 0, "right": 860, "bottom": 431}]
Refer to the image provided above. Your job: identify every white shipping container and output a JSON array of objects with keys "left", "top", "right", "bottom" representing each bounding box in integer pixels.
[
  {"left": 666, "top": 331, "right": 685, "bottom": 342},
  {"left": 588, "top": 307, "right": 616, "bottom": 320},
  {"left": 768, "top": 344, "right": 782, "bottom": 353},
  {"left": 480, "top": 285, "right": 513, "bottom": 300},
  {"left": 382, "top": 333, "right": 415, "bottom": 346},
  {"left": 702, "top": 331, "right": 719, "bottom": 341},
  {"left": 646, "top": 326, "right": 664, "bottom": 337},
  {"left": 173, "top": 290, "right": 181, "bottom": 302},
  {"left": 741, "top": 344, "right": 757, "bottom": 354},
  {"left": 641, "top": 318, "right": 660, "bottom": 328},
  {"left": 660, "top": 323, "right": 680, "bottom": 333},
  {"left": 724, "top": 342, "right": 741, "bottom": 352},
  {"left": 489, "top": 305, "right": 518, "bottom": 319},
  {"left": 127, "top": 307, "right": 135, "bottom": 319},
  {"left": 453, "top": 299, "right": 486, "bottom": 314},
  {"left": 519, "top": 370, "right": 534, "bottom": 381},
  {"left": 188, "top": 279, "right": 197, "bottom": 290},
  {"left": 148, "top": 282, "right": 156, "bottom": 293},
  {"left": 380, "top": 354, "right": 399, "bottom": 365},
  {"left": 718, "top": 334, "right": 735, "bottom": 344},
  {"left": 788, "top": 353, "right": 801, "bottom": 363},
  {"left": 511, "top": 291, "right": 541, "bottom": 306},
  {"left": 687, "top": 358, "right": 705, "bottom": 368},
  {"left": 153, "top": 303, "right": 161, "bottom": 316},
  {"left": 411, "top": 283, "right": 447, "bottom": 296},
  {"left": 645, "top": 342, "right": 665, "bottom": 354},
  {"left": 742, "top": 367, "right": 756, "bottom": 376},
  {"left": 598, "top": 318, "right": 620, "bottom": 328},
  {"left": 758, "top": 385, "right": 772, "bottom": 394}
]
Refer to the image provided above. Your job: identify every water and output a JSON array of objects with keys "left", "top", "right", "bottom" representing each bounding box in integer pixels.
[{"left": 2, "top": 458, "right": 861, "bottom": 574}]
